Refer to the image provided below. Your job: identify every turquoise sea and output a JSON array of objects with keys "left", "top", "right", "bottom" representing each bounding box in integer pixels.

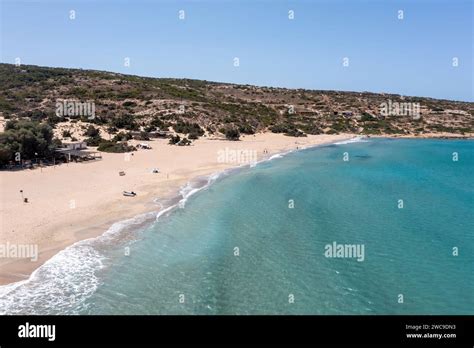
[{"left": 1, "top": 138, "right": 473, "bottom": 314}]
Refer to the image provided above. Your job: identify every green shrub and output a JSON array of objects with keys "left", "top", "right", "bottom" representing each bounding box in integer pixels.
[
  {"left": 270, "top": 123, "right": 306, "bottom": 137},
  {"left": 169, "top": 135, "right": 181, "bottom": 145},
  {"left": 85, "top": 135, "right": 104, "bottom": 146},
  {"left": 173, "top": 121, "right": 204, "bottom": 136},
  {"left": 112, "top": 131, "right": 133, "bottom": 142},
  {"left": 134, "top": 131, "right": 150, "bottom": 140},
  {"left": 178, "top": 137, "right": 191, "bottom": 146},
  {"left": 284, "top": 128, "right": 306, "bottom": 137},
  {"left": 84, "top": 125, "right": 100, "bottom": 137},
  {"left": 111, "top": 114, "right": 139, "bottom": 130},
  {"left": 122, "top": 101, "right": 137, "bottom": 107},
  {"left": 238, "top": 124, "right": 255, "bottom": 134},
  {"left": 97, "top": 140, "right": 135, "bottom": 153},
  {"left": 361, "top": 113, "right": 374, "bottom": 121},
  {"left": 224, "top": 127, "right": 240, "bottom": 140},
  {"left": 144, "top": 125, "right": 156, "bottom": 133}
]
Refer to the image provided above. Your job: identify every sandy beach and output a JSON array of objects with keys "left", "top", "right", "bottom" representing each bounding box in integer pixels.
[{"left": 0, "top": 132, "right": 352, "bottom": 285}]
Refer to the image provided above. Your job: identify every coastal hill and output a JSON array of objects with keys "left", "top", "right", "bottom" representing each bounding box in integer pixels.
[{"left": 0, "top": 63, "right": 472, "bottom": 163}]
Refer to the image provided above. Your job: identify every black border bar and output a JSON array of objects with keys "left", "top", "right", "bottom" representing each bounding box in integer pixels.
[{"left": 0, "top": 315, "right": 473, "bottom": 346}]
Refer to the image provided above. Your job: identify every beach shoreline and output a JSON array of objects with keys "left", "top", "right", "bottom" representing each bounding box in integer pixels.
[{"left": 0, "top": 132, "right": 354, "bottom": 286}]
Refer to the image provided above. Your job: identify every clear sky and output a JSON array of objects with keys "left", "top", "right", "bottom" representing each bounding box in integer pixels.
[{"left": 0, "top": 0, "right": 472, "bottom": 101}]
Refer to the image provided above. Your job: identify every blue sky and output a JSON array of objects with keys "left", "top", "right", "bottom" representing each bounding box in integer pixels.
[{"left": 0, "top": 0, "right": 472, "bottom": 101}]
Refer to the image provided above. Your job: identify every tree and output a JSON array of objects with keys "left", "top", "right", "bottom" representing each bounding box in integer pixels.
[{"left": 0, "top": 120, "right": 56, "bottom": 165}]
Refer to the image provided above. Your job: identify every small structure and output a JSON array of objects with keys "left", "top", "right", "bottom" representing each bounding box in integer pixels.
[
  {"left": 62, "top": 141, "right": 87, "bottom": 150},
  {"left": 55, "top": 142, "right": 101, "bottom": 162}
]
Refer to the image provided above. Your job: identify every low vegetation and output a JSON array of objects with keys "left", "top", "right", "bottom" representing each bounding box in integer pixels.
[
  {"left": 97, "top": 140, "right": 136, "bottom": 153},
  {"left": 0, "top": 63, "right": 472, "bottom": 166}
]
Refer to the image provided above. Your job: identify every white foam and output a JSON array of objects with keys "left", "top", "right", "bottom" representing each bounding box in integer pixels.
[
  {"left": 156, "top": 171, "right": 228, "bottom": 221},
  {"left": 268, "top": 153, "right": 284, "bottom": 160},
  {"left": 334, "top": 136, "right": 369, "bottom": 145},
  {"left": 0, "top": 212, "right": 155, "bottom": 315},
  {"left": 258, "top": 148, "right": 298, "bottom": 165},
  {"left": 0, "top": 240, "right": 104, "bottom": 315},
  {"left": 155, "top": 204, "right": 176, "bottom": 221}
]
